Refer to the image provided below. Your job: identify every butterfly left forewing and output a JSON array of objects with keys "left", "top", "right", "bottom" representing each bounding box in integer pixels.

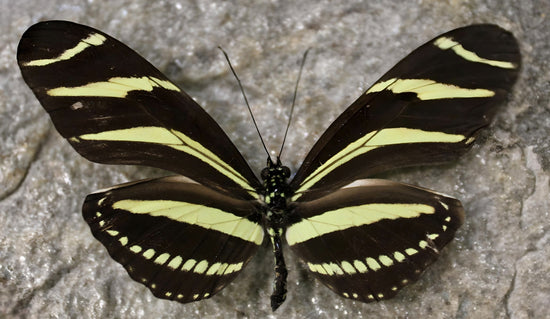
[
  {"left": 17, "top": 20, "right": 260, "bottom": 200},
  {"left": 83, "top": 176, "right": 264, "bottom": 302},
  {"left": 286, "top": 179, "right": 463, "bottom": 302}
]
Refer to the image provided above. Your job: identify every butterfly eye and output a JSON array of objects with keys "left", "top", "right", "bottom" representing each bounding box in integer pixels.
[
  {"left": 261, "top": 167, "right": 270, "bottom": 180},
  {"left": 282, "top": 166, "right": 290, "bottom": 178}
]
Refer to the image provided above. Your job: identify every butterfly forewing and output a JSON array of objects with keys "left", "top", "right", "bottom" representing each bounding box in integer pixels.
[
  {"left": 290, "top": 24, "right": 520, "bottom": 201},
  {"left": 83, "top": 176, "right": 264, "bottom": 302},
  {"left": 17, "top": 20, "right": 261, "bottom": 200},
  {"left": 286, "top": 179, "right": 464, "bottom": 302}
]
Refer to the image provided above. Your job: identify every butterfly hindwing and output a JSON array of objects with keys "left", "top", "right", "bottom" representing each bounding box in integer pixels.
[
  {"left": 17, "top": 20, "right": 260, "bottom": 200},
  {"left": 290, "top": 24, "right": 520, "bottom": 201},
  {"left": 286, "top": 179, "right": 464, "bottom": 302},
  {"left": 83, "top": 176, "right": 264, "bottom": 302}
]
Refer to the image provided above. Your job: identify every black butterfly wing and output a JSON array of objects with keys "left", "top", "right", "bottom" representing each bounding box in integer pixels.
[
  {"left": 17, "top": 20, "right": 261, "bottom": 200},
  {"left": 290, "top": 24, "right": 520, "bottom": 202},
  {"left": 286, "top": 179, "right": 463, "bottom": 302},
  {"left": 17, "top": 21, "right": 265, "bottom": 304},
  {"left": 83, "top": 176, "right": 264, "bottom": 302},
  {"left": 286, "top": 24, "right": 519, "bottom": 303}
]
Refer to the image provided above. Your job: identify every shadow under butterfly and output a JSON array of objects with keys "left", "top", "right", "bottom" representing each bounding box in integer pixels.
[{"left": 17, "top": 21, "right": 520, "bottom": 311}]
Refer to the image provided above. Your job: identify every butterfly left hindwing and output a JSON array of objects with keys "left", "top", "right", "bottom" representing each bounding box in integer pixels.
[{"left": 83, "top": 176, "right": 263, "bottom": 302}]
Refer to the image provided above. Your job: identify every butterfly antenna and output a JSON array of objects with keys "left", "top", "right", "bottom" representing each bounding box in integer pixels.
[
  {"left": 278, "top": 48, "right": 311, "bottom": 159},
  {"left": 218, "top": 47, "right": 271, "bottom": 161}
]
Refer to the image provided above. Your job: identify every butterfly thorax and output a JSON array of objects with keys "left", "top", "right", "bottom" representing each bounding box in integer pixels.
[
  {"left": 261, "top": 158, "right": 292, "bottom": 217},
  {"left": 260, "top": 157, "right": 292, "bottom": 311}
]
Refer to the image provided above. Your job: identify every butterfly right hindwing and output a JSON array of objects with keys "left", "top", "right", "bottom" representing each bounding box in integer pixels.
[{"left": 286, "top": 179, "right": 464, "bottom": 302}]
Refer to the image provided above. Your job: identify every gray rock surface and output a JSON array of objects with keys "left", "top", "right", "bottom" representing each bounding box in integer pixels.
[{"left": 1, "top": 0, "right": 548, "bottom": 318}]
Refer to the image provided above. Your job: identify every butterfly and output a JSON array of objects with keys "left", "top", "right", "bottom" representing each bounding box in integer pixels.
[{"left": 17, "top": 21, "right": 520, "bottom": 310}]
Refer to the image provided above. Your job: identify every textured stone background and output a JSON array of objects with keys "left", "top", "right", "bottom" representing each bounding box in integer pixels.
[{"left": 1, "top": 0, "right": 549, "bottom": 318}]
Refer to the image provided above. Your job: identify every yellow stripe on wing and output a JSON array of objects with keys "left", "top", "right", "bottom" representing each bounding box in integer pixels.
[
  {"left": 293, "top": 128, "right": 465, "bottom": 200},
  {"left": 433, "top": 36, "right": 517, "bottom": 69},
  {"left": 74, "top": 126, "right": 258, "bottom": 198},
  {"left": 286, "top": 203, "right": 435, "bottom": 246},
  {"left": 47, "top": 76, "right": 180, "bottom": 98},
  {"left": 23, "top": 32, "right": 107, "bottom": 67},
  {"left": 366, "top": 78, "right": 495, "bottom": 99},
  {"left": 111, "top": 199, "right": 264, "bottom": 245}
]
